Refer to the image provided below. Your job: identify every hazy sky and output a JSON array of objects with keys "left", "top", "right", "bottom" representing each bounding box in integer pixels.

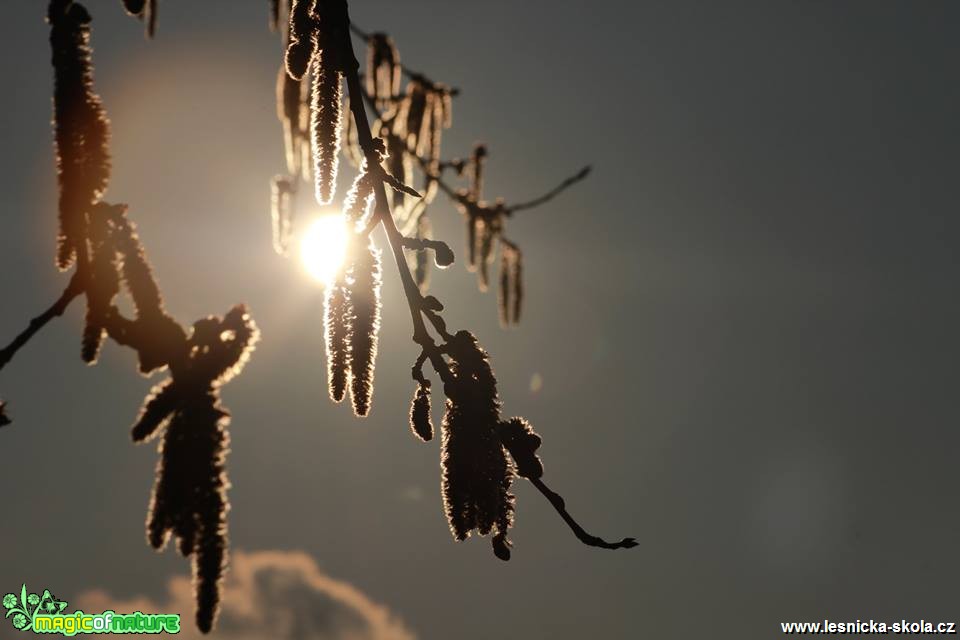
[{"left": 2, "top": 1, "right": 959, "bottom": 638}]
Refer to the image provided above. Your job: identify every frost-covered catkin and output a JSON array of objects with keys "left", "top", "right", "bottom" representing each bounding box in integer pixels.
[
  {"left": 409, "top": 383, "right": 433, "bottom": 442},
  {"left": 346, "top": 242, "right": 382, "bottom": 417},
  {"left": 441, "top": 331, "right": 515, "bottom": 558},
  {"left": 310, "top": 54, "right": 342, "bottom": 205},
  {"left": 323, "top": 284, "right": 350, "bottom": 403},
  {"left": 366, "top": 33, "right": 400, "bottom": 106},
  {"left": 270, "top": 176, "right": 294, "bottom": 255},
  {"left": 49, "top": 0, "right": 111, "bottom": 271}
]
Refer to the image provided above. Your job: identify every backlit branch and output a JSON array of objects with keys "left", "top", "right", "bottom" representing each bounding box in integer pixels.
[{"left": 277, "top": 0, "right": 634, "bottom": 561}]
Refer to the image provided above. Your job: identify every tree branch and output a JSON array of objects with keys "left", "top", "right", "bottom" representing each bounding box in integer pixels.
[
  {"left": 342, "top": 38, "right": 454, "bottom": 385},
  {"left": 504, "top": 165, "right": 592, "bottom": 215},
  {"left": 529, "top": 477, "right": 638, "bottom": 551},
  {"left": 0, "top": 271, "right": 84, "bottom": 371}
]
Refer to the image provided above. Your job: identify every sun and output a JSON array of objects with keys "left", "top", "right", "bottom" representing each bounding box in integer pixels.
[{"left": 300, "top": 214, "right": 349, "bottom": 285}]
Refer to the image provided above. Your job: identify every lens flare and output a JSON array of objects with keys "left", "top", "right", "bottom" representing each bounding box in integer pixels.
[{"left": 300, "top": 214, "right": 349, "bottom": 285}]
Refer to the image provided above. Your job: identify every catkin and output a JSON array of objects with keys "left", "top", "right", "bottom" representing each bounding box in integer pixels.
[
  {"left": 343, "top": 170, "right": 375, "bottom": 228},
  {"left": 366, "top": 33, "right": 400, "bottom": 106},
  {"left": 323, "top": 284, "right": 350, "bottom": 403},
  {"left": 310, "top": 54, "right": 342, "bottom": 205},
  {"left": 138, "top": 307, "right": 257, "bottom": 632},
  {"left": 284, "top": 0, "right": 316, "bottom": 80},
  {"left": 440, "top": 331, "right": 515, "bottom": 555},
  {"left": 81, "top": 206, "right": 120, "bottom": 363},
  {"left": 49, "top": 0, "right": 111, "bottom": 270},
  {"left": 409, "top": 214, "right": 432, "bottom": 294},
  {"left": 409, "top": 383, "right": 433, "bottom": 442},
  {"left": 131, "top": 380, "right": 177, "bottom": 442},
  {"left": 270, "top": 176, "right": 294, "bottom": 256},
  {"left": 145, "top": 393, "right": 230, "bottom": 634},
  {"left": 469, "top": 144, "right": 487, "bottom": 201},
  {"left": 497, "top": 250, "right": 510, "bottom": 328},
  {"left": 276, "top": 64, "right": 303, "bottom": 175},
  {"left": 346, "top": 242, "right": 382, "bottom": 417},
  {"left": 497, "top": 246, "right": 524, "bottom": 327},
  {"left": 497, "top": 417, "right": 543, "bottom": 479},
  {"left": 511, "top": 249, "right": 523, "bottom": 324}
]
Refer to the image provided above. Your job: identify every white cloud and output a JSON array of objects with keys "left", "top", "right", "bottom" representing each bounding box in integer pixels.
[{"left": 76, "top": 550, "right": 415, "bottom": 640}]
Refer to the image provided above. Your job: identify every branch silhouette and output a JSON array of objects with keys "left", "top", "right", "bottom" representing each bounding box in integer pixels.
[{"left": 272, "top": 0, "right": 635, "bottom": 564}]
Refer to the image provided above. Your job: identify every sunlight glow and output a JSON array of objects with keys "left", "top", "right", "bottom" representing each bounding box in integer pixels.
[{"left": 300, "top": 214, "right": 349, "bottom": 285}]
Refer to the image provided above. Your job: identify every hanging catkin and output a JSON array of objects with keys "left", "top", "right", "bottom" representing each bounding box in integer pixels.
[
  {"left": 49, "top": 0, "right": 111, "bottom": 271},
  {"left": 310, "top": 53, "right": 343, "bottom": 205},
  {"left": 81, "top": 204, "right": 120, "bottom": 363},
  {"left": 276, "top": 63, "right": 303, "bottom": 175},
  {"left": 440, "top": 331, "right": 515, "bottom": 558},
  {"left": 323, "top": 283, "right": 350, "bottom": 403},
  {"left": 366, "top": 32, "right": 400, "bottom": 107},
  {"left": 270, "top": 176, "right": 294, "bottom": 256},
  {"left": 409, "top": 383, "right": 433, "bottom": 442},
  {"left": 346, "top": 241, "right": 382, "bottom": 417}
]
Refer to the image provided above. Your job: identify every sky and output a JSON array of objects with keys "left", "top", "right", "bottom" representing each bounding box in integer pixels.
[{"left": 1, "top": 1, "right": 959, "bottom": 638}]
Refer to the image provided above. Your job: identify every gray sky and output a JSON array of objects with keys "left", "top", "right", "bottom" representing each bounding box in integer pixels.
[{"left": 2, "top": 1, "right": 959, "bottom": 638}]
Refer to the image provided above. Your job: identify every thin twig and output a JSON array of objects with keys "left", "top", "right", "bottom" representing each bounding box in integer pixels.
[
  {"left": 529, "top": 477, "right": 638, "bottom": 551},
  {"left": 0, "top": 271, "right": 84, "bottom": 371},
  {"left": 363, "top": 85, "right": 587, "bottom": 218},
  {"left": 505, "top": 165, "right": 592, "bottom": 214}
]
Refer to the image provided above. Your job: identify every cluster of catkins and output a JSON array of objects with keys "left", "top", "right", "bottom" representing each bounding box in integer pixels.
[
  {"left": 135, "top": 305, "right": 258, "bottom": 634},
  {"left": 408, "top": 331, "right": 545, "bottom": 560},
  {"left": 454, "top": 144, "right": 524, "bottom": 326},
  {"left": 322, "top": 149, "right": 389, "bottom": 417},
  {"left": 349, "top": 40, "right": 453, "bottom": 294},
  {"left": 44, "top": 1, "right": 260, "bottom": 632},
  {"left": 270, "top": 0, "right": 354, "bottom": 257}
]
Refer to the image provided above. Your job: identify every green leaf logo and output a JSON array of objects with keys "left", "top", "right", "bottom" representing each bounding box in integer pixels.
[{"left": 2, "top": 584, "right": 68, "bottom": 632}]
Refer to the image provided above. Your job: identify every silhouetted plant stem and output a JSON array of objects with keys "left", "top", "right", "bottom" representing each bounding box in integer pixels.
[
  {"left": 0, "top": 272, "right": 84, "bottom": 371},
  {"left": 342, "top": 56, "right": 453, "bottom": 383},
  {"left": 337, "top": 9, "right": 633, "bottom": 553},
  {"left": 529, "top": 477, "right": 638, "bottom": 551}
]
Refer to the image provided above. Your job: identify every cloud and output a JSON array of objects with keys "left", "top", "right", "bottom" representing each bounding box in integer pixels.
[{"left": 76, "top": 550, "right": 415, "bottom": 640}]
